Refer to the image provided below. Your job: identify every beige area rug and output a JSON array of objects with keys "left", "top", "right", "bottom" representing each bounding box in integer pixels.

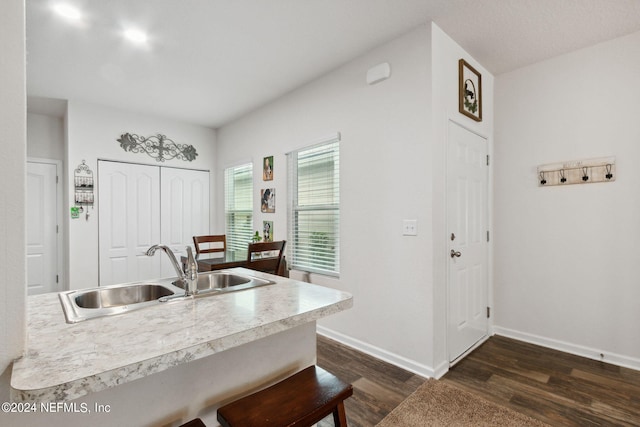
[{"left": 377, "top": 379, "right": 549, "bottom": 427}]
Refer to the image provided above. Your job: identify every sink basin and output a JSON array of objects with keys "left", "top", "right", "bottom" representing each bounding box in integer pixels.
[
  {"left": 193, "top": 271, "right": 276, "bottom": 294},
  {"left": 74, "top": 283, "right": 175, "bottom": 308},
  {"left": 59, "top": 281, "right": 182, "bottom": 323}
]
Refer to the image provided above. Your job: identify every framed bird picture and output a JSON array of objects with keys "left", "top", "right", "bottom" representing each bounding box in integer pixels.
[{"left": 458, "top": 59, "right": 482, "bottom": 122}]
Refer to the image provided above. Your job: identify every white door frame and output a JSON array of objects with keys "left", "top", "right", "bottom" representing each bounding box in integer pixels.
[
  {"left": 445, "top": 120, "right": 491, "bottom": 365},
  {"left": 27, "top": 157, "right": 65, "bottom": 291}
]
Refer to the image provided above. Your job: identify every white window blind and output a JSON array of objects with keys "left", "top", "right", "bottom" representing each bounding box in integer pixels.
[
  {"left": 224, "top": 163, "right": 253, "bottom": 251},
  {"left": 287, "top": 135, "right": 340, "bottom": 276}
]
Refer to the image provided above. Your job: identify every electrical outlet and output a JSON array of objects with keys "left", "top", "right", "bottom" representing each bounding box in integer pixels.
[{"left": 403, "top": 219, "right": 418, "bottom": 236}]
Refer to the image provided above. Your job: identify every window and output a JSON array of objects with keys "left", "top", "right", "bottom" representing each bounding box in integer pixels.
[
  {"left": 287, "top": 135, "right": 340, "bottom": 276},
  {"left": 224, "top": 163, "right": 253, "bottom": 251}
]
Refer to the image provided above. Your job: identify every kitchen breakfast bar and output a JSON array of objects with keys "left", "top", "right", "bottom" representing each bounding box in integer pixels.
[{"left": 8, "top": 269, "right": 352, "bottom": 427}]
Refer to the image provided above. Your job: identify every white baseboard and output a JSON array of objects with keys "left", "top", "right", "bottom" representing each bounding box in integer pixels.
[
  {"left": 318, "top": 325, "right": 640, "bottom": 379},
  {"left": 494, "top": 326, "right": 640, "bottom": 372},
  {"left": 316, "top": 325, "right": 444, "bottom": 379}
]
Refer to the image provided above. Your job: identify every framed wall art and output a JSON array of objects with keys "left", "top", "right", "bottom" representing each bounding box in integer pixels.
[
  {"left": 458, "top": 59, "right": 482, "bottom": 122},
  {"left": 263, "top": 156, "right": 273, "bottom": 181},
  {"left": 263, "top": 220, "right": 273, "bottom": 242},
  {"left": 261, "top": 188, "right": 275, "bottom": 213}
]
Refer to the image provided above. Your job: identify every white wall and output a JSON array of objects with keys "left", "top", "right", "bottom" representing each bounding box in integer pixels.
[
  {"left": 0, "top": 0, "right": 26, "bottom": 403},
  {"left": 66, "top": 101, "right": 217, "bottom": 289},
  {"left": 27, "top": 112, "right": 65, "bottom": 161},
  {"left": 494, "top": 31, "right": 640, "bottom": 368},
  {"left": 217, "top": 25, "right": 440, "bottom": 375}
]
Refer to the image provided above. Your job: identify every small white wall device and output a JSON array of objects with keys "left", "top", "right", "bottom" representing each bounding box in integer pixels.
[{"left": 366, "top": 62, "right": 391, "bottom": 85}]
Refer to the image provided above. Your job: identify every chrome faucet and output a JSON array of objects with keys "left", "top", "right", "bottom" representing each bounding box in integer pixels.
[
  {"left": 183, "top": 246, "right": 198, "bottom": 295},
  {"left": 146, "top": 244, "right": 198, "bottom": 295}
]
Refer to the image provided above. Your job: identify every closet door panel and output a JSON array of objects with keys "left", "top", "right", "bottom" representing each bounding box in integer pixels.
[
  {"left": 160, "top": 168, "right": 210, "bottom": 278},
  {"left": 99, "top": 161, "right": 161, "bottom": 286}
]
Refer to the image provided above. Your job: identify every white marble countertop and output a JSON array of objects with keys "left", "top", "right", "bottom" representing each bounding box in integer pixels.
[{"left": 10, "top": 268, "right": 352, "bottom": 402}]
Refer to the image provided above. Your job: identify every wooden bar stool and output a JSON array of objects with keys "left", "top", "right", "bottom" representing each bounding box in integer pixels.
[
  {"left": 217, "top": 365, "right": 353, "bottom": 427},
  {"left": 179, "top": 418, "right": 206, "bottom": 427}
]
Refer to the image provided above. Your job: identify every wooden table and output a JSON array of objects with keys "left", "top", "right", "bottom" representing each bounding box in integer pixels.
[
  {"left": 181, "top": 250, "right": 247, "bottom": 272},
  {"left": 181, "top": 250, "right": 288, "bottom": 276}
]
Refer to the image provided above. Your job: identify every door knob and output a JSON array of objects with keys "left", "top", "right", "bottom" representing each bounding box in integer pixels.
[{"left": 450, "top": 249, "right": 462, "bottom": 258}]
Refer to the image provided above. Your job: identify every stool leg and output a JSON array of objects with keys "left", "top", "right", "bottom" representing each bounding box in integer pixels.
[{"left": 332, "top": 401, "right": 348, "bottom": 427}]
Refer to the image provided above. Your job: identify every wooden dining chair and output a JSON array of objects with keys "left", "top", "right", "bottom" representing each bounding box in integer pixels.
[
  {"left": 246, "top": 240, "right": 286, "bottom": 275},
  {"left": 193, "top": 235, "right": 227, "bottom": 255}
]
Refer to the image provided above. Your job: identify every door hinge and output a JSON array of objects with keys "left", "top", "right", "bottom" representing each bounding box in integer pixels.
[
  {"left": 487, "top": 230, "right": 490, "bottom": 242},
  {"left": 56, "top": 275, "right": 59, "bottom": 283},
  {"left": 486, "top": 155, "right": 490, "bottom": 166},
  {"left": 56, "top": 225, "right": 59, "bottom": 234},
  {"left": 56, "top": 175, "right": 59, "bottom": 184},
  {"left": 487, "top": 307, "right": 491, "bottom": 318}
]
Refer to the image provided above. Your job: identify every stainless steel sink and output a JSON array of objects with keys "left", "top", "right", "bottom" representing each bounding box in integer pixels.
[
  {"left": 59, "top": 271, "right": 276, "bottom": 323},
  {"left": 59, "top": 281, "right": 183, "bottom": 323},
  {"left": 172, "top": 270, "right": 276, "bottom": 296}
]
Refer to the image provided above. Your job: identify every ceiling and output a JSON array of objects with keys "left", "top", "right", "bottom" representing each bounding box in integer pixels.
[{"left": 26, "top": 0, "right": 640, "bottom": 128}]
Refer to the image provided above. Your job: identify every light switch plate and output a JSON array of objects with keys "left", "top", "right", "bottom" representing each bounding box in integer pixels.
[{"left": 403, "top": 219, "right": 417, "bottom": 236}]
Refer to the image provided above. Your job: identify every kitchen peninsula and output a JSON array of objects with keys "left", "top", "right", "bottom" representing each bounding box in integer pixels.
[{"left": 8, "top": 269, "right": 352, "bottom": 427}]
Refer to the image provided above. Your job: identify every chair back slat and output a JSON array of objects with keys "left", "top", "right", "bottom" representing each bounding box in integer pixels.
[{"left": 193, "top": 235, "right": 227, "bottom": 255}]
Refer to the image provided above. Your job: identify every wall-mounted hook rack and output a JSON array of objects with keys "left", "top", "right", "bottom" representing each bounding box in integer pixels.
[{"left": 537, "top": 156, "right": 615, "bottom": 187}]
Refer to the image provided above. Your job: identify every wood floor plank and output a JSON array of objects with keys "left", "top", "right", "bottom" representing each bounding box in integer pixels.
[
  {"left": 620, "top": 366, "right": 640, "bottom": 384},
  {"left": 490, "top": 374, "right": 608, "bottom": 426},
  {"left": 466, "top": 350, "right": 552, "bottom": 383},
  {"left": 352, "top": 377, "right": 406, "bottom": 408},
  {"left": 571, "top": 368, "right": 640, "bottom": 399}
]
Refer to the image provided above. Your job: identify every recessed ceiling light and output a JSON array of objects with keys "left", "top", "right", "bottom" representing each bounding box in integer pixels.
[
  {"left": 123, "top": 29, "right": 148, "bottom": 45},
  {"left": 52, "top": 3, "right": 82, "bottom": 21}
]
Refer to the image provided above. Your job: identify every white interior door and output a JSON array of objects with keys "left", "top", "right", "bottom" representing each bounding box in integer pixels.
[
  {"left": 99, "top": 161, "right": 161, "bottom": 286},
  {"left": 160, "top": 168, "right": 210, "bottom": 277},
  {"left": 447, "top": 121, "right": 489, "bottom": 363},
  {"left": 27, "top": 161, "right": 58, "bottom": 295}
]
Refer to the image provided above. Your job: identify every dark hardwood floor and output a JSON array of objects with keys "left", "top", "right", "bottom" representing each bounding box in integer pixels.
[
  {"left": 443, "top": 335, "right": 640, "bottom": 426},
  {"left": 317, "top": 334, "right": 640, "bottom": 426},
  {"left": 316, "top": 335, "right": 426, "bottom": 426}
]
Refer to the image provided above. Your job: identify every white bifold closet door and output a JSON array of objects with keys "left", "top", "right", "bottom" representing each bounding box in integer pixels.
[
  {"left": 99, "top": 161, "right": 209, "bottom": 286},
  {"left": 99, "top": 161, "right": 161, "bottom": 286},
  {"left": 159, "top": 167, "right": 210, "bottom": 278}
]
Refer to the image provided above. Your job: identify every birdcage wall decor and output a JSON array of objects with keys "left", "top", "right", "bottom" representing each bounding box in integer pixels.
[
  {"left": 117, "top": 132, "right": 198, "bottom": 162},
  {"left": 74, "top": 160, "right": 94, "bottom": 207}
]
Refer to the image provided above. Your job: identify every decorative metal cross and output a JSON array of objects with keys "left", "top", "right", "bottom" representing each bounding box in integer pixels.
[{"left": 117, "top": 133, "right": 198, "bottom": 162}]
